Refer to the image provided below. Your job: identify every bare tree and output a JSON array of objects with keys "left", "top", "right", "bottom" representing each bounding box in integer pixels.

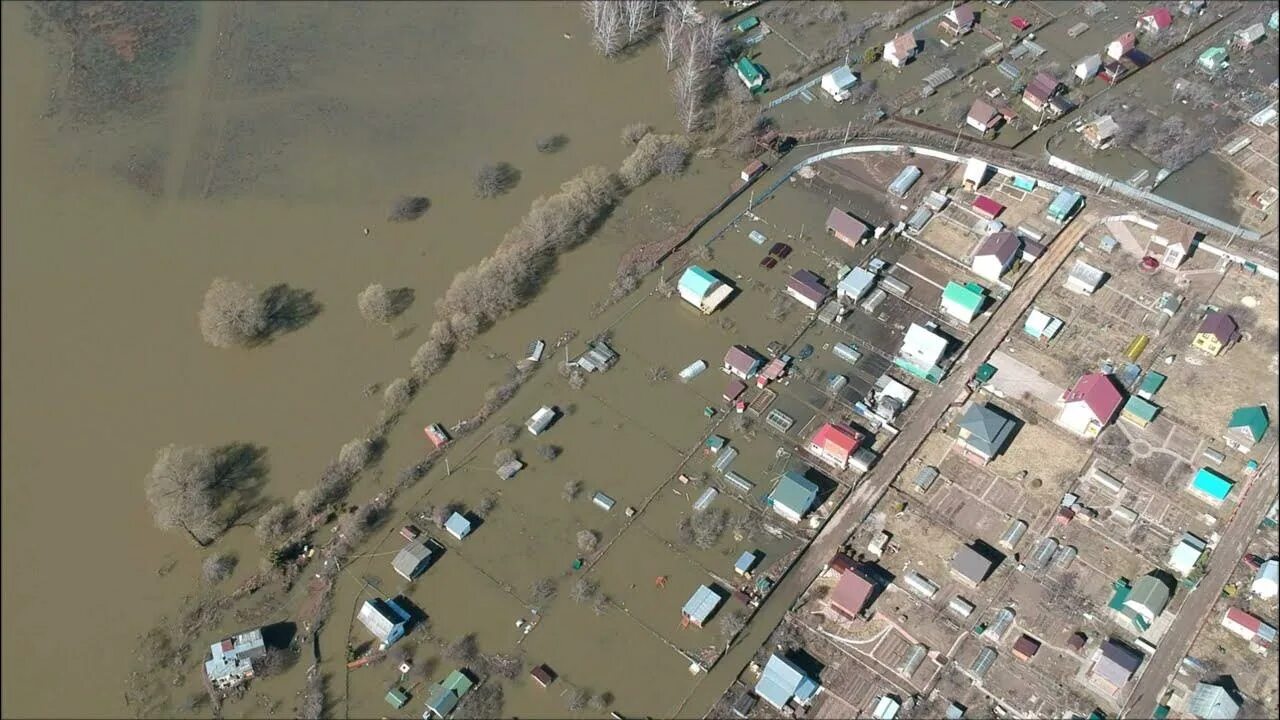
[
  {"left": 255, "top": 503, "right": 297, "bottom": 548},
  {"left": 570, "top": 577, "right": 600, "bottom": 603},
  {"left": 338, "top": 438, "right": 373, "bottom": 475},
  {"left": 530, "top": 577, "right": 558, "bottom": 607},
  {"left": 388, "top": 196, "right": 429, "bottom": 222},
  {"left": 720, "top": 610, "right": 747, "bottom": 642},
  {"left": 535, "top": 134, "right": 568, "bottom": 153},
  {"left": 478, "top": 493, "right": 498, "bottom": 515},
  {"left": 298, "top": 669, "right": 324, "bottom": 720},
  {"left": 357, "top": 283, "right": 396, "bottom": 325},
  {"left": 620, "top": 134, "right": 690, "bottom": 188},
  {"left": 484, "top": 653, "right": 523, "bottom": 680},
  {"left": 566, "top": 687, "right": 590, "bottom": 712},
  {"left": 592, "top": 593, "right": 610, "bottom": 616},
  {"left": 584, "top": 0, "right": 625, "bottom": 57},
  {"left": 494, "top": 422, "right": 520, "bottom": 444},
  {"left": 201, "top": 552, "right": 237, "bottom": 583},
  {"left": 383, "top": 377, "right": 415, "bottom": 414},
  {"left": 577, "top": 529, "right": 601, "bottom": 553},
  {"left": 474, "top": 162, "right": 519, "bottom": 198},
  {"left": 494, "top": 448, "right": 518, "bottom": 467},
  {"left": 537, "top": 444, "right": 561, "bottom": 461},
  {"left": 254, "top": 646, "right": 297, "bottom": 677},
  {"left": 621, "top": 122, "right": 653, "bottom": 145},
  {"left": 563, "top": 480, "right": 583, "bottom": 501},
  {"left": 198, "top": 278, "right": 268, "bottom": 348},
  {"left": 622, "top": 0, "right": 655, "bottom": 44},
  {"left": 144, "top": 444, "right": 224, "bottom": 546},
  {"left": 446, "top": 634, "right": 480, "bottom": 664},
  {"left": 672, "top": 19, "right": 727, "bottom": 132},
  {"left": 589, "top": 692, "right": 614, "bottom": 712},
  {"left": 659, "top": 7, "right": 687, "bottom": 71},
  {"left": 455, "top": 683, "right": 503, "bottom": 720}
]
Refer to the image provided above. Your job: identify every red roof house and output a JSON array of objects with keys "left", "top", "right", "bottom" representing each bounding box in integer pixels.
[
  {"left": 1107, "top": 31, "right": 1137, "bottom": 61},
  {"left": 972, "top": 195, "right": 1005, "bottom": 220},
  {"left": 1058, "top": 373, "right": 1124, "bottom": 438},
  {"left": 1221, "top": 607, "right": 1276, "bottom": 646},
  {"left": 807, "top": 422, "right": 862, "bottom": 470},
  {"left": 1022, "top": 72, "right": 1061, "bottom": 111},
  {"left": 828, "top": 553, "right": 858, "bottom": 573},
  {"left": 829, "top": 569, "right": 876, "bottom": 618},
  {"left": 1011, "top": 15, "right": 1031, "bottom": 31},
  {"left": 1137, "top": 7, "right": 1173, "bottom": 33}
]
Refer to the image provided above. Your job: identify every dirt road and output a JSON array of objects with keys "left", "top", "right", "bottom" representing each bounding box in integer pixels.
[
  {"left": 1123, "top": 444, "right": 1279, "bottom": 718},
  {"left": 680, "top": 202, "right": 1095, "bottom": 716}
]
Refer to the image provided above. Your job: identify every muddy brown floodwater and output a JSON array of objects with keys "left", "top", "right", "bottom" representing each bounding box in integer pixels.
[{"left": 0, "top": 2, "right": 727, "bottom": 716}]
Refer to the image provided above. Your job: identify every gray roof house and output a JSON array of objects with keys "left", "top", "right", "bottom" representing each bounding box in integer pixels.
[
  {"left": 392, "top": 541, "right": 435, "bottom": 581},
  {"left": 1091, "top": 639, "right": 1143, "bottom": 693},
  {"left": 954, "top": 403, "right": 1016, "bottom": 463},
  {"left": 204, "top": 628, "right": 267, "bottom": 689},
  {"left": 951, "top": 544, "right": 997, "bottom": 586},
  {"left": 1123, "top": 573, "right": 1172, "bottom": 627},
  {"left": 1188, "top": 681, "right": 1241, "bottom": 720},
  {"left": 357, "top": 597, "right": 412, "bottom": 647}
]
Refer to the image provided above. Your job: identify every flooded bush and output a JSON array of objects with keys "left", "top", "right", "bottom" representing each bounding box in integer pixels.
[
  {"left": 763, "top": 0, "right": 844, "bottom": 27},
  {"left": 298, "top": 669, "right": 324, "bottom": 720},
  {"left": 647, "top": 366, "right": 670, "bottom": 383},
  {"left": 411, "top": 338, "right": 453, "bottom": 381},
  {"left": 484, "top": 652, "right": 523, "bottom": 680},
  {"left": 198, "top": 278, "right": 269, "bottom": 348},
  {"left": 254, "top": 503, "right": 297, "bottom": 548},
  {"left": 720, "top": 610, "right": 747, "bottom": 642},
  {"left": 592, "top": 593, "right": 610, "bottom": 616},
  {"left": 562, "top": 480, "right": 583, "bottom": 501},
  {"left": 201, "top": 552, "right": 237, "bottom": 584},
  {"left": 474, "top": 162, "right": 520, "bottom": 198},
  {"left": 535, "top": 134, "right": 568, "bottom": 153},
  {"left": 383, "top": 377, "right": 415, "bottom": 414},
  {"left": 357, "top": 284, "right": 395, "bottom": 325},
  {"left": 568, "top": 369, "right": 587, "bottom": 390},
  {"left": 566, "top": 688, "right": 590, "bottom": 712},
  {"left": 388, "top": 196, "right": 430, "bottom": 222},
  {"left": 529, "top": 577, "right": 558, "bottom": 608},
  {"left": 494, "top": 423, "right": 519, "bottom": 444},
  {"left": 576, "top": 529, "right": 601, "bottom": 553},
  {"left": 254, "top": 646, "right": 297, "bottom": 677},
  {"left": 620, "top": 134, "right": 690, "bottom": 188},
  {"left": 338, "top": 438, "right": 373, "bottom": 474},
  {"left": 445, "top": 633, "right": 479, "bottom": 664},
  {"left": 478, "top": 494, "right": 498, "bottom": 515},
  {"left": 621, "top": 122, "right": 652, "bottom": 145},
  {"left": 454, "top": 683, "right": 503, "bottom": 720},
  {"left": 536, "top": 444, "right": 561, "bottom": 461},
  {"left": 691, "top": 508, "right": 729, "bottom": 549},
  {"left": 590, "top": 692, "right": 614, "bottom": 712},
  {"left": 493, "top": 448, "right": 518, "bottom": 468},
  {"left": 570, "top": 577, "right": 599, "bottom": 604}
]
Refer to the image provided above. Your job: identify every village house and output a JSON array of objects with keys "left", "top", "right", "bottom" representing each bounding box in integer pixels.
[
  {"left": 357, "top": 597, "right": 412, "bottom": 648},
  {"left": 820, "top": 65, "right": 858, "bottom": 102},
  {"left": 424, "top": 669, "right": 474, "bottom": 719},
  {"left": 1187, "top": 682, "right": 1242, "bottom": 720},
  {"left": 526, "top": 405, "right": 558, "bottom": 435},
  {"left": 392, "top": 540, "right": 435, "bottom": 581},
  {"left": 895, "top": 323, "right": 949, "bottom": 383},
  {"left": 1153, "top": 218, "right": 1199, "bottom": 268},
  {"left": 1221, "top": 607, "right": 1277, "bottom": 648},
  {"left": 204, "top": 628, "right": 267, "bottom": 690},
  {"left": 972, "top": 194, "right": 1005, "bottom": 220},
  {"left": 445, "top": 512, "right": 473, "bottom": 540},
  {"left": 1023, "top": 307, "right": 1064, "bottom": 342},
  {"left": 971, "top": 230, "right": 1021, "bottom": 282},
  {"left": 1120, "top": 395, "right": 1161, "bottom": 428},
  {"left": 1189, "top": 467, "right": 1234, "bottom": 506},
  {"left": 1198, "top": 46, "right": 1229, "bottom": 73},
  {"left": 1192, "top": 311, "right": 1238, "bottom": 356},
  {"left": 940, "top": 281, "right": 986, "bottom": 325},
  {"left": 951, "top": 543, "right": 999, "bottom": 587},
  {"left": 1137, "top": 7, "right": 1173, "bottom": 34},
  {"left": 1058, "top": 372, "right": 1124, "bottom": 438},
  {"left": 806, "top": 422, "right": 862, "bottom": 470},
  {"left": 837, "top": 267, "right": 877, "bottom": 303},
  {"left": 723, "top": 344, "right": 764, "bottom": 380},
  {"left": 1234, "top": 23, "right": 1266, "bottom": 49},
  {"left": 966, "top": 98, "right": 1003, "bottom": 134},
  {"left": 734, "top": 57, "right": 764, "bottom": 92},
  {"left": 529, "top": 664, "right": 556, "bottom": 689},
  {"left": 1064, "top": 259, "right": 1106, "bottom": 295},
  {"left": 1083, "top": 115, "right": 1120, "bottom": 148},
  {"left": 939, "top": 3, "right": 976, "bottom": 36},
  {"left": 1021, "top": 72, "right": 1061, "bottom": 112},
  {"left": 1075, "top": 53, "right": 1103, "bottom": 82},
  {"left": 828, "top": 565, "right": 877, "bottom": 618},
  {"left": 1226, "top": 405, "right": 1270, "bottom": 453},
  {"left": 681, "top": 584, "right": 724, "bottom": 627},
  {"left": 1107, "top": 31, "right": 1137, "bottom": 61},
  {"left": 1047, "top": 187, "right": 1085, "bottom": 223},
  {"left": 786, "top": 270, "right": 830, "bottom": 311},
  {"left": 826, "top": 207, "right": 870, "bottom": 248},
  {"left": 962, "top": 158, "right": 989, "bottom": 191},
  {"left": 1090, "top": 639, "right": 1144, "bottom": 695},
  {"left": 883, "top": 31, "right": 917, "bottom": 68},
  {"left": 1253, "top": 560, "right": 1279, "bottom": 599},
  {"left": 754, "top": 654, "right": 822, "bottom": 710},
  {"left": 954, "top": 402, "right": 1016, "bottom": 464},
  {"left": 1169, "top": 532, "right": 1207, "bottom": 576},
  {"left": 767, "top": 470, "right": 820, "bottom": 523},
  {"left": 1012, "top": 634, "right": 1042, "bottom": 661},
  {"left": 677, "top": 265, "right": 733, "bottom": 315}
]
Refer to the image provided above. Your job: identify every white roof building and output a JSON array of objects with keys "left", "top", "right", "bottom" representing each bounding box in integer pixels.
[
  {"left": 1168, "top": 532, "right": 1206, "bottom": 576},
  {"left": 1253, "top": 559, "right": 1279, "bottom": 599},
  {"left": 821, "top": 65, "right": 858, "bottom": 101}
]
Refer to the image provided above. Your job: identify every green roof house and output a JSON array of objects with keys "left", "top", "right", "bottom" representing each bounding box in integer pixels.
[
  {"left": 1189, "top": 467, "right": 1233, "bottom": 505},
  {"left": 1120, "top": 396, "right": 1160, "bottom": 428},
  {"left": 735, "top": 57, "right": 765, "bottom": 92},
  {"left": 424, "top": 670, "right": 474, "bottom": 718},
  {"left": 1121, "top": 573, "right": 1172, "bottom": 629},
  {"left": 1137, "top": 371, "right": 1166, "bottom": 400},
  {"left": 767, "top": 471, "right": 819, "bottom": 523},
  {"left": 1225, "top": 405, "right": 1269, "bottom": 453},
  {"left": 385, "top": 687, "right": 410, "bottom": 709},
  {"left": 1198, "top": 46, "right": 1228, "bottom": 73},
  {"left": 940, "top": 281, "right": 987, "bottom": 324}
]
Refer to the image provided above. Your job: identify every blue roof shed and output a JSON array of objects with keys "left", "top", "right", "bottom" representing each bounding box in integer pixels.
[
  {"left": 754, "top": 654, "right": 821, "bottom": 710},
  {"left": 735, "top": 551, "right": 759, "bottom": 575},
  {"left": 1190, "top": 468, "right": 1233, "bottom": 503},
  {"left": 681, "top": 584, "right": 724, "bottom": 627},
  {"left": 445, "top": 512, "right": 473, "bottom": 540},
  {"left": 1047, "top": 187, "right": 1083, "bottom": 222},
  {"left": 679, "top": 266, "right": 719, "bottom": 298}
]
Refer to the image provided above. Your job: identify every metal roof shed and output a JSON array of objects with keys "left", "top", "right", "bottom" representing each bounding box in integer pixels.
[
  {"left": 888, "top": 166, "right": 922, "bottom": 197},
  {"left": 682, "top": 584, "right": 724, "bottom": 627}
]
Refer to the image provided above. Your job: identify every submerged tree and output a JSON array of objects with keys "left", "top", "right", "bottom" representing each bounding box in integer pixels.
[
  {"left": 198, "top": 278, "right": 268, "bottom": 348},
  {"left": 201, "top": 552, "right": 237, "bottom": 584},
  {"left": 144, "top": 444, "right": 225, "bottom": 546},
  {"left": 388, "top": 195, "right": 430, "bottom": 222},
  {"left": 357, "top": 283, "right": 395, "bottom": 325},
  {"left": 474, "top": 162, "right": 520, "bottom": 198}
]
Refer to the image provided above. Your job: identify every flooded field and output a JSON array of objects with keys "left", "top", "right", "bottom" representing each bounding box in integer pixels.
[{"left": 1, "top": 1, "right": 728, "bottom": 716}]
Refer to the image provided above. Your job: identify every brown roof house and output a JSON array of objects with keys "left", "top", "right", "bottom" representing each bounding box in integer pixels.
[
  {"left": 723, "top": 345, "right": 765, "bottom": 380},
  {"left": 1021, "top": 72, "right": 1061, "bottom": 112},
  {"left": 967, "top": 98, "right": 1004, "bottom": 134},
  {"left": 826, "top": 208, "right": 870, "bottom": 248},
  {"left": 1152, "top": 219, "right": 1199, "bottom": 268},
  {"left": 940, "top": 3, "right": 976, "bottom": 35},
  {"left": 786, "top": 270, "right": 831, "bottom": 311},
  {"left": 883, "top": 31, "right": 918, "bottom": 68},
  {"left": 951, "top": 542, "right": 1001, "bottom": 587},
  {"left": 1012, "top": 634, "right": 1042, "bottom": 661},
  {"left": 971, "top": 230, "right": 1022, "bottom": 282}
]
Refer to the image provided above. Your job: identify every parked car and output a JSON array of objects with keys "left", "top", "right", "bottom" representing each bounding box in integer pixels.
[
  {"left": 769, "top": 242, "right": 793, "bottom": 259},
  {"left": 759, "top": 256, "right": 778, "bottom": 269}
]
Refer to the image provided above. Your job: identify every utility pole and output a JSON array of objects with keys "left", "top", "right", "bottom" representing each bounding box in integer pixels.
[{"left": 843, "top": 120, "right": 852, "bottom": 143}]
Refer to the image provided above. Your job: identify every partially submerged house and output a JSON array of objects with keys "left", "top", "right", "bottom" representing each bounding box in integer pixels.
[
  {"left": 577, "top": 340, "right": 618, "bottom": 373},
  {"left": 1058, "top": 372, "right": 1124, "bottom": 438},
  {"left": 883, "top": 31, "right": 918, "bottom": 68},
  {"left": 826, "top": 208, "right": 870, "bottom": 248},
  {"left": 895, "top": 323, "right": 949, "bottom": 383},
  {"left": 357, "top": 597, "right": 412, "bottom": 647},
  {"left": 1083, "top": 115, "right": 1120, "bottom": 148},
  {"left": 445, "top": 512, "right": 473, "bottom": 540},
  {"left": 767, "top": 470, "right": 819, "bottom": 522},
  {"left": 1225, "top": 405, "right": 1269, "bottom": 453},
  {"left": 1090, "top": 639, "right": 1144, "bottom": 695},
  {"left": 723, "top": 345, "right": 764, "bottom": 380},
  {"left": 1192, "top": 312, "right": 1239, "bottom": 356},
  {"left": 954, "top": 403, "right": 1016, "bottom": 464},
  {"left": 392, "top": 540, "right": 436, "bottom": 581},
  {"left": 940, "top": 281, "right": 986, "bottom": 324},
  {"left": 527, "top": 405, "right": 558, "bottom": 435},
  {"left": 681, "top": 584, "right": 724, "bottom": 627},
  {"left": 1187, "top": 681, "right": 1242, "bottom": 720},
  {"left": 940, "top": 4, "right": 976, "bottom": 36},
  {"left": 971, "top": 230, "right": 1021, "bottom": 282},
  {"left": 1075, "top": 54, "right": 1103, "bottom": 82},
  {"left": 678, "top": 265, "right": 733, "bottom": 314},
  {"left": 735, "top": 56, "right": 764, "bottom": 91},
  {"left": 967, "top": 98, "right": 1003, "bottom": 134},
  {"left": 754, "top": 654, "right": 821, "bottom": 710},
  {"left": 204, "top": 628, "right": 267, "bottom": 690},
  {"left": 1021, "top": 72, "right": 1061, "bottom": 112},
  {"left": 806, "top": 423, "right": 862, "bottom": 470},
  {"left": 424, "top": 669, "right": 474, "bottom": 719},
  {"left": 1107, "top": 31, "right": 1137, "bottom": 61},
  {"left": 821, "top": 65, "right": 858, "bottom": 102},
  {"left": 786, "top": 270, "right": 830, "bottom": 311}
]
